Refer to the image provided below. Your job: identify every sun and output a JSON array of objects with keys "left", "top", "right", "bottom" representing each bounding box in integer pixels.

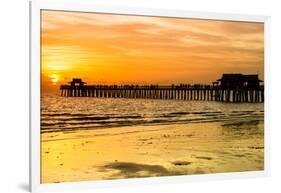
[{"left": 49, "top": 74, "right": 60, "bottom": 85}]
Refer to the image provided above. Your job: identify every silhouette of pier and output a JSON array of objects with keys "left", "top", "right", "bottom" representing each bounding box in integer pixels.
[{"left": 60, "top": 74, "right": 264, "bottom": 103}]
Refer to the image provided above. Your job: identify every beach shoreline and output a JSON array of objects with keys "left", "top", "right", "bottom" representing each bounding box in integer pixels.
[{"left": 41, "top": 120, "right": 264, "bottom": 184}]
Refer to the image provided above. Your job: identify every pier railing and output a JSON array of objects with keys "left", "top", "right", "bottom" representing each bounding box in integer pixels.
[{"left": 60, "top": 84, "right": 264, "bottom": 103}]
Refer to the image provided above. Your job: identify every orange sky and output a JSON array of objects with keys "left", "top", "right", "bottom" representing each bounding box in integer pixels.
[{"left": 41, "top": 10, "right": 264, "bottom": 93}]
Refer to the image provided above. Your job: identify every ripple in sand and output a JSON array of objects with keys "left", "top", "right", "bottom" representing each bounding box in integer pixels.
[
  {"left": 196, "top": 156, "right": 213, "bottom": 160},
  {"left": 172, "top": 161, "right": 192, "bottom": 166}
]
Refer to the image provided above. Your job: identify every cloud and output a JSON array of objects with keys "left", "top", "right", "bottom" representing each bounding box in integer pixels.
[{"left": 41, "top": 10, "right": 264, "bottom": 91}]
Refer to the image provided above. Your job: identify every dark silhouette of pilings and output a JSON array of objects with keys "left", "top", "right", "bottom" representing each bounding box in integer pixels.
[{"left": 60, "top": 84, "right": 264, "bottom": 103}]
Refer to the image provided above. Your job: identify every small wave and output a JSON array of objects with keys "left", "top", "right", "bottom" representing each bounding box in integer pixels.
[
  {"left": 42, "top": 115, "right": 142, "bottom": 122},
  {"left": 40, "top": 115, "right": 241, "bottom": 133},
  {"left": 41, "top": 113, "right": 87, "bottom": 117},
  {"left": 168, "top": 112, "right": 190, "bottom": 115},
  {"left": 41, "top": 119, "right": 144, "bottom": 127},
  {"left": 164, "top": 111, "right": 223, "bottom": 116},
  {"left": 231, "top": 110, "right": 255, "bottom": 113},
  {"left": 41, "top": 110, "right": 263, "bottom": 133}
]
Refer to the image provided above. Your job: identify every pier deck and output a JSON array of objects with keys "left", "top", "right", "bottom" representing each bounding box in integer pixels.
[{"left": 60, "top": 84, "right": 264, "bottom": 103}]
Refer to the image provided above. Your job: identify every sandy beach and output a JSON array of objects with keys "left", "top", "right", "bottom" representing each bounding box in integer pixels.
[{"left": 41, "top": 120, "right": 264, "bottom": 183}]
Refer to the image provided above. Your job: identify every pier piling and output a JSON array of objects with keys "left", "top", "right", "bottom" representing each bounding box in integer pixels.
[{"left": 60, "top": 75, "right": 264, "bottom": 103}]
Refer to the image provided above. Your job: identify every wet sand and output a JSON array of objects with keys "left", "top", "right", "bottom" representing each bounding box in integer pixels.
[{"left": 41, "top": 121, "right": 264, "bottom": 183}]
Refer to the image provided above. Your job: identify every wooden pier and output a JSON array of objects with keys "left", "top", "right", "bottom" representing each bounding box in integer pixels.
[{"left": 60, "top": 75, "right": 264, "bottom": 103}]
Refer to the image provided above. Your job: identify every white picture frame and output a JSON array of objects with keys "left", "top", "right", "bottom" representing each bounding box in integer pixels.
[{"left": 29, "top": 0, "right": 270, "bottom": 192}]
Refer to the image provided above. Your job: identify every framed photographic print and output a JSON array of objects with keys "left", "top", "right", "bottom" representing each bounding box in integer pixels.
[{"left": 30, "top": 0, "right": 270, "bottom": 192}]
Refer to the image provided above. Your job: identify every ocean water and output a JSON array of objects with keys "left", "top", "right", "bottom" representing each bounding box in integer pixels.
[{"left": 41, "top": 94, "right": 264, "bottom": 133}]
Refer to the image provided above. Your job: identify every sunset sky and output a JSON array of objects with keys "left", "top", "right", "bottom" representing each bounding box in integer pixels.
[{"left": 41, "top": 10, "right": 264, "bottom": 93}]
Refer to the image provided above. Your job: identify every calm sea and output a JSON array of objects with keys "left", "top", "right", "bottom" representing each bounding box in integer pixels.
[{"left": 41, "top": 94, "right": 264, "bottom": 133}]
